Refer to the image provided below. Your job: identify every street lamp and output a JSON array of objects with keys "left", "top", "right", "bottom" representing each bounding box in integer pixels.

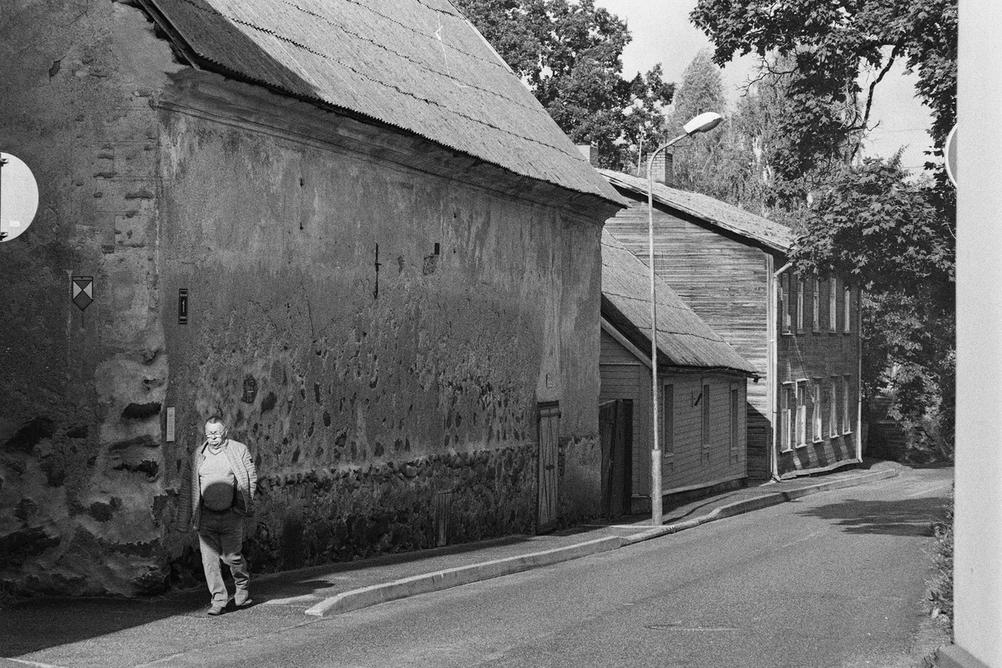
[{"left": 646, "top": 111, "right": 723, "bottom": 526}]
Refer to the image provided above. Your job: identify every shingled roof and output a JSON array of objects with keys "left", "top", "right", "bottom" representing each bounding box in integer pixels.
[
  {"left": 599, "top": 169, "right": 794, "bottom": 253},
  {"left": 139, "top": 0, "right": 622, "bottom": 205},
  {"left": 602, "top": 230, "right": 757, "bottom": 375}
]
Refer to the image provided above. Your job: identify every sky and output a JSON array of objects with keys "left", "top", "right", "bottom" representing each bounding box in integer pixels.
[{"left": 593, "top": 0, "right": 935, "bottom": 172}]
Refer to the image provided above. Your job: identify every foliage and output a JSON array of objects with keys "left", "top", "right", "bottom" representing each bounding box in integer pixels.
[
  {"left": 792, "top": 157, "right": 955, "bottom": 460},
  {"left": 663, "top": 50, "right": 729, "bottom": 192},
  {"left": 453, "top": 0, "right": 674, "bottom": 169},
  {"left": 690, "top": 0, "right": 957, "bottom": 166}
]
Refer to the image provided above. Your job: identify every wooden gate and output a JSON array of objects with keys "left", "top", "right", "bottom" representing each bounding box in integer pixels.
[
  {"left": 536, "top": 401, "right": 561, "bottom": 532},
  {"left": 599, "top": 399, "right": 633, "bottom": 518}
]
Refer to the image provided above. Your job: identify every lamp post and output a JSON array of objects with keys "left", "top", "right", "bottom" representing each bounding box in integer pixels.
[{"left": 646, "top": 111, "right": 723, "bottom": 526}]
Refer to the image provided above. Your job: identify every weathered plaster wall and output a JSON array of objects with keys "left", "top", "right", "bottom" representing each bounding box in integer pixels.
[
  {"left": 0, "top": 1, "right": 182, "bottom": 595},
  {"left": 155, "top": 77, "right": 603, "bottom": 575},
  {"left": 0, "top": 3, "right": 605, "bottom": 596}
]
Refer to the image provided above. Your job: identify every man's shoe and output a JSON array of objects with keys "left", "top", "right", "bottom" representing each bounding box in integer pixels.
[
  {"left": 234, "top": 590, "right": 252, "bottom": 608},
  {"left": 207, "top": 604, "right": 225, "bottom": 616}
]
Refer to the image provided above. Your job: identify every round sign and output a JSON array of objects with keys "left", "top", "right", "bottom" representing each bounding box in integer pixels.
[
  {"left": 945, "top": 125, "right": 957, "bottom": 188},
  {"left": 0, "top": 152, "right": 40, "bottom": 242}
]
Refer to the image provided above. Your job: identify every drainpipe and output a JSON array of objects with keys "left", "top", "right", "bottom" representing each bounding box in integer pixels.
[
  {"left": 769, "top": 260, "right": 793, "bottom": 481},
  {"left": 856, "top": 287, "right": 864, "bottom": 463}
]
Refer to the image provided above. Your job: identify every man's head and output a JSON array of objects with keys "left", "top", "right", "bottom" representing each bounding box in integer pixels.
[{"left": 204, "top": 417, "right": 227, "bottom": 446}]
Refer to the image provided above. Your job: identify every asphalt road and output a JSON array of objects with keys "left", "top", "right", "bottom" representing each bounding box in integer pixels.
[
  {"left": 2, "top": 466, "right": 952, "bottom": 667},
  {"left": 140, "top": 466, "right": 952, "bottom": 668}
]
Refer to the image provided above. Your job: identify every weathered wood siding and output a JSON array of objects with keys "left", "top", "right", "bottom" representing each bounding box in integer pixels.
[
  {"left": 662, "top": 374, "right": 747, "bottom": 492},
  {"left": 776, "top": 273, "right": 861, "bottom": 475},
  {"left": 604, "top": 202, "right": 770, "bottom": 478},
  {"left": 600, "top": 331, "right": 746, "bottom": 498}
]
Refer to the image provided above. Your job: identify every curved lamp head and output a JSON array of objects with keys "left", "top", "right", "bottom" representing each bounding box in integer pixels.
[{"left": 683, "top": 111, "right": 723, "bottom": 135}]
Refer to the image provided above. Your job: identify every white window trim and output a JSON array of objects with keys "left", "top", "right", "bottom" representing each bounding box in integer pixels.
[
  {"left": 829, "top": 377, "right": 839, "bottom": 438},
  {"left": 843, "top": 285, "right": 852, "bottom": 334},
  {"left": 796, "top": 380, "right": 808, "bottom": 448},
  {"left": 664, "top": 383, "right": 674, "bottom": 455},
  {"left": 781, "top": 274, "right": 792, "bottom": 335},
  {"left": 843, "top": 375, "right": 854, "bottom": 434},
  {"left": 780, "top": 382, "right": 794, "bottom": 452},
  {"left": 811, "top": 380, "right": 823, "bottom": 443},
  {"left": 812, "top": 276, "right": 821, "bottom": 332},
  {"left": 796, "top": 278, "right": 805, "bottom": 333},
  {"left": 829, "top": 275, "right": 838, "bottom": 332},
  {"left": 701, "top": 383, "right": 711, "bottom": 450},
  {"left": 729, "top": 385, "right": 740, "bottom": 453}
]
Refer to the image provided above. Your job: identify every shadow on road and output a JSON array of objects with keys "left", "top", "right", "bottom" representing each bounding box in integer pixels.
[
  {"left": 0, "top": 534, "right": 535, "bottom": 658},
  {"left": 797, "top": 495, "right": 950, "bottom": 537}
]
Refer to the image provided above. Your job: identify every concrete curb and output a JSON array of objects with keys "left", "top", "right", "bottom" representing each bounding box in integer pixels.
[
  {"left": 304, "top": 467, "right": 898, "bottom": 616},
  {"left": 305, "top": 535, "right": 623, "bottom": 617},
  {"left": 622, "top": 467, "right": 900, "bottom": 546}
]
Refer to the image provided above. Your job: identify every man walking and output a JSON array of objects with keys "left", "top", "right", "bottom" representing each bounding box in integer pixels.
[{"left": 188, "top": 416, "right": 257, "bottom": 615}]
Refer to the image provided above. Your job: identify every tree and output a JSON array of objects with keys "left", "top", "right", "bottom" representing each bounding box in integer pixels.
[
  {"left": 690, "top": 0, "right": 957, "bottom": 164},
  {"left": 453, "top": 0, "right": 674, "bottom": 169},
  {"left": 663, "top": 50, "right": 729, "bottom": 192},
  {"left": 694, "top": 0, "right": 958, "bottom": 460},
  {"left": 792, "top": 157, "right": 955, "bottom": 460}
]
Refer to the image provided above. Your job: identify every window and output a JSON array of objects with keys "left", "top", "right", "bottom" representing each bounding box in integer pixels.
[
  {"left": 812, "top": 277, "right": 821, "bottom": 332},
  {"left": 830, "top": 378, "right": 839, "bottom": 437},
  {"left": 781, "top": 273, "right": 792, "bottom": 334},
  {"left": 811, "top": 381, "right": 822, "bottom": 442},
  {"left": 796, "top": 381, "right": 807, "bottom": 447},
  {"left": 780, "top": 383, "right": 794, "bottom": 452},
  {"left": 843, "top": 285, "right": 852, "bottom": 333},
  {"left": 730, "top": 387, "right": 740, "bottom": 454},
  {"left": 796, "top": 277, "right": 805, "bottom": 332},
  {"left": 701, "top": 384, "right": 711, "bottom": 448},
  {"left": 829, "top": 275, "right": 838, "bottom": 332},
  {"left": 664, "top": 384, "right": 674, "bottom": 454},
  {"left": 843, "top": 375, "right": 854, "bottom": 434}
]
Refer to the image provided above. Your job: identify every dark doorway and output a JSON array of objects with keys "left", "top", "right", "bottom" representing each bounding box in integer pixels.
[
  {"left": 536, "top": 401, "right": 561, "bottom": 533},
  {"left": 600, "top": 399, "right": 633, "bottom": 518}
]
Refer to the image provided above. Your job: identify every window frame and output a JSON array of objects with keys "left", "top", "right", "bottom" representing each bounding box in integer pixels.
[
  {"left": 829, "top": 377, "right": 839, "bottom": 438},
  {"left": 812, "top": 276, "right": 821, "bottom": 333},
  {"left": 811, "top": 380, "right": 823, "bottom": 443},
  {"left": 829, "top": 275, "right": 838, "bottom": 333},
  {"left": 843, "top": 284, "right": 852, "bottom": 334},
  {"left": 781, "top": 273, "right": 792, "bottom": 334},
  {"left": 796, "top": 380, "right": 808, "bottom": 448},
  {"left": 843, "top": 375, "right": 854, "bottom": 434},
  {"left": 780, "top": 382, "right": 794, "bottom": 452},
  {"left": 796, "top": 277, "right": 805, "bottom": 333},
  {"left": 664, "top": 383, "right": 674, "bottom": 455},
  {"left": 730, "top": 385, "right": 740, "bottom": 455},
  {"left": 701, "top": 383, "right": 711, "bottom": 450}
]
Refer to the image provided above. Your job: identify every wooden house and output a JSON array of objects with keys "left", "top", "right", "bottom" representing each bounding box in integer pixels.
[
  {"left": 0, "top": 0, "right": 623, "bottom": 595},
  {"left": 600, "top": 231, "right": 758, "bottom": 514},
  {"left": 600, "top": 170, "right": 862, "bottom": 480}
]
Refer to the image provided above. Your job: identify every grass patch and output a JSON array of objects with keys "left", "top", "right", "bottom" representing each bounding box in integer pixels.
[{"left": 925, "top": 488, "right": 953, "bottom": 635}]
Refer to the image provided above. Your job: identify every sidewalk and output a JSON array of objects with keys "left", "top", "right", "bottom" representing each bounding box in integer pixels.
[{"left": 0, "top": 460, "right": 902, "bottom": 666}]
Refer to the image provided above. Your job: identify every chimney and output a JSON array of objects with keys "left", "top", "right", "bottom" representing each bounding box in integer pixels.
[
  {"left": 576, "top": 143, "right": 596, "bottom": 166},
  {"left": 650, "top": 151, "right": 673, "bottom": 185}
]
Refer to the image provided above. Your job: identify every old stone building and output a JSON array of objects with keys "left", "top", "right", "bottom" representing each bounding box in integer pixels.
[{"left": 0, "top": 0, "right": 622, "bottom": 596}]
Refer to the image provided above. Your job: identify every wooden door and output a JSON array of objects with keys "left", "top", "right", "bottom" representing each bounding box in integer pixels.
[
  {"left": 537, "top": 401, "right": 561, "bottom": 532},
  {"left": 600, "top": 399, "right": 632, "bottom": 518}
]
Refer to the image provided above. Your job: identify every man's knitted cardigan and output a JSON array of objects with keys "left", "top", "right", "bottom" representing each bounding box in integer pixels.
[{"left": 187, "top": 438, "right": 257, "bottom": 530}]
